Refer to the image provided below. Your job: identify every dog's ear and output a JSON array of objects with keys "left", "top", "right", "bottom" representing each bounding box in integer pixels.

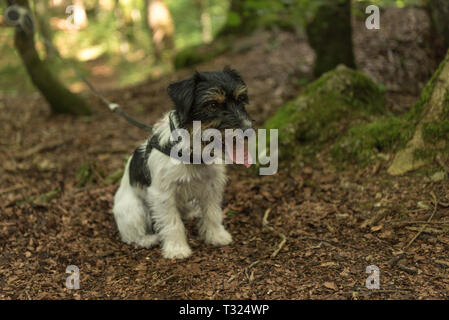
[
  {"left": 167, "top": 74, "right": 199, "bottom": 124},
  {"left": 223, "top": 66, "right": 242, "bottom": 82}
]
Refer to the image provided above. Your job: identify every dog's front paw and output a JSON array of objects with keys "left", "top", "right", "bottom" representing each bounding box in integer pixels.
[
  {"left": 204, "top": 228, "right": 233, "bottom": 247},
  {"left": 162, "top": 242, "right": 192, "bottom": 259}
]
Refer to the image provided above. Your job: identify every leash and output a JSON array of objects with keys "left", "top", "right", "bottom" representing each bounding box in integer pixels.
[{"left": 4, "top": 3, "right": 153, "bottom": 132}]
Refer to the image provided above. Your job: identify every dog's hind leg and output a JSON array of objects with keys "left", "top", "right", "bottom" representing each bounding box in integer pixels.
[{"left": 113, "top": 168, "right": 159, "bottom": 248}]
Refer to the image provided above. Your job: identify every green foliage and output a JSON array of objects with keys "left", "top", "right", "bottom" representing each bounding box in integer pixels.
[
  {"left": 167, "top": 0, "right": 228, "bottom": 49},
  {"left": 353, "top": 0, "right": 424, "bottom": 8}
]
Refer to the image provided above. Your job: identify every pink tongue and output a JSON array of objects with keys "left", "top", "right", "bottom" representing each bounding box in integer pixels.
[{"left": 225, "top": 139, "right": 253, "bottom": 168}]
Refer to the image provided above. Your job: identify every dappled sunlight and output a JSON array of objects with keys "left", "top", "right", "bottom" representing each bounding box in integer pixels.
[{"left": 76, "top": 45, "right": 104, "bottom": 61}]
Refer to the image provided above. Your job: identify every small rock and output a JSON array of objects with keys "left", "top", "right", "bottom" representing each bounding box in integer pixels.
[
  {"left": 430, "top": 171, "right": 447, "bottom": 182},
  {"left": 324, "top": 282, "right": 337, "bottom": 290},
  {"left": 417, "top": 201, "right": 429, "bottom": 210}
]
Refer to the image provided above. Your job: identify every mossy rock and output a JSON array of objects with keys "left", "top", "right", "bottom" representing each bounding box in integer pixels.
[
  {"left": 334, "top": 53, "right": 449, "bottom": 167},
  {"left": 263, "top": 65, "right": 385, "bottom": 161}
]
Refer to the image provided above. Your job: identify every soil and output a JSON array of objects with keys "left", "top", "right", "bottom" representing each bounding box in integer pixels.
[{"left": 0, "top": 7, "right": 448, "bottom": 300}]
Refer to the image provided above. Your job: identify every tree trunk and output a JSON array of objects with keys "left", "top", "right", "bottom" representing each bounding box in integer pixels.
[
  {"left": 428, "top": 0, "right": 449, "bottom": 50},
  {"left": 388, "top": 50, "right": 449, "bottom": 175},
  {"left": 305, "top": 0, "right": 356, "bottom": 77},
  {"left": 8, "top": 0, "right": 92, "bottom": 115},
  {"left": 33, "top": 0, "right": 55, "bottom": 59},
  {"left": 194, "top": 0, "right": 212, "bottom": 43},
  {"left": 217, "top": 0, "right": 258, "bottom": 37},
  {"left": 146, "top": 0, "right": 175, "bottom": 63}
]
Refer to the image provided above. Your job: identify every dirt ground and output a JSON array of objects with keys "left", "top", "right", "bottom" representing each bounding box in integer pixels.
[{"left": 0, "top": 7, "right": 448, "bottom": 300}]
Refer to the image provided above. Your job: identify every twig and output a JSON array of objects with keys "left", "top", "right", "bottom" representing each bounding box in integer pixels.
[
  {"left": 212, "top": 260, "right": 260, "bottom": 298},
  {"left": 14, "top": 138, "right": 73, "bottom": 160},
  {"left": 360, "top": 210, "right": 388, "bottom": 229},
  {"left": 388, "top": 252, "right": 405, "bottom": 268},
  {"left": 151, "top": 274, "right": 176, "bottom": 287},
  {"left": 438, "top": 200, "right": 449, "bottom": 208},
  {"left": 297, "top": 236, "right": 338, "bottom": 247},
  {"left": 392, "top": 221, "right": 449, "bottom": 226},
  {"left": 0, "top": 184, "right": 25, "bottom": 195},
  {"left": 434, "top": 259, "right": 449, "bottom": 268},
  {"left": 403, "top": 191, "right": 438, "bottom": 250},
  {"left": 262, "top": 208, "right": 287, "bottom": 258},
  {"left": 396, "top": 264, "right": 418, "bottom": 275},
  {"left": 226, "top": 260, "right": 260, "bottom": 284}
]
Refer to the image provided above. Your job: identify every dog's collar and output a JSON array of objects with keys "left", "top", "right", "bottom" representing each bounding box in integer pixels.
[
  {"left": 169, "top": 112, "right": 176, "bottom": 133},
  {"left": 147, "top": 112, "right": 203, "bottom": 164}
]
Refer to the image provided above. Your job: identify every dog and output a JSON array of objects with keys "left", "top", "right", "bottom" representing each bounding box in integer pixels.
[{"left": 113, "top": 67, "right": 254, "bottom": 259}]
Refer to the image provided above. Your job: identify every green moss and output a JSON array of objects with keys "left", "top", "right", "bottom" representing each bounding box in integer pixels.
[
  {"left": 263, "top": 65, "right": 385, "bottom": 161},
  {"left": 413, "top": 148, "right": 438, "bottom": 161},
  {"left": 442, "top": 90, "right": 449, "bottom": 120},
  {"left": 422, "top": 121, "right": 449, "bottom": 142},
  {"left": 406, "top": 55, "right": 447, "bottom": 124},
  {"left": 332, "top": 117, "right": 413, "bottom": 164},
  {"left": 335, "top": 51, "right": 449, "bottom": 167}
]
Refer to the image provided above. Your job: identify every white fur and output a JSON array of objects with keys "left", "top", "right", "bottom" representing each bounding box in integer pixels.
[{"left": 113, "top": 111, "right": 231, "bottom": 259}]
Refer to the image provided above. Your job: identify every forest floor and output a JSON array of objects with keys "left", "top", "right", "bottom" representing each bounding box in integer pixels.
[{"left": 0, "top": 7, "right": 448, "bottom": 300}]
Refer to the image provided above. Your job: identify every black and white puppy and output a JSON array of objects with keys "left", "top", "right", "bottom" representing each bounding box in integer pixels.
[{"left": 113, "top": 67, "right": 253, "bottom": 259}]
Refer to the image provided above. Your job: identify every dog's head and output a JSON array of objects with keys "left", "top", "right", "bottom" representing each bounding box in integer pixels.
[
  {"left": 167, "top": 67, "right": 254, "bottom": 166},
  {"left": 167, "top": 66, "right": 253, "bottom": 132}
]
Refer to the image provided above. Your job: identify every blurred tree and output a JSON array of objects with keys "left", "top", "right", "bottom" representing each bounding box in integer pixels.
[
  {"left": 145, "top": 0, "right": 175, "bottom": 63},
  {"left": 33, "top": 0, "right": 55, "bottom": 60},
  {"left": 217, "top": 0, "right": 246, "bottom": 36},
  {"left": 6, "top": 0, "right": 92, "bottom": 115},
  {"left": 195, "top": 0, "right": 212, "bottom": 43},
  {"left": 428, "top": 0, "right": 449, "bottom": 50},
  {"left": 217, "top": 0, "right": 285, "bottom": 37},
  {"left": 305, "top": 0, "right": 356, "bottom": 77}
]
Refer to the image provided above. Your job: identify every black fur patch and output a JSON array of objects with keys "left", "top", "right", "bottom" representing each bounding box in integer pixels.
[{"left": 129, "top": 144, "right": 152, "bottom": 187}]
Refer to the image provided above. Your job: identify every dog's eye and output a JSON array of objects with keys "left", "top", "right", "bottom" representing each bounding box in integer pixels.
[{"left": 206, "top": 101, "right": 219, "bottom": 109}]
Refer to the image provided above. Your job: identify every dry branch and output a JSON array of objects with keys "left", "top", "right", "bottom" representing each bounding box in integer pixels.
[
  {"left": 262, "top": 208, "right": 287, "bottom": 258},
  {"left": 403, "top": 191, "right": 438, "bottom": 250},
  {"left": 14, "top": 138, "right": 73, "bottom": 160}
]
